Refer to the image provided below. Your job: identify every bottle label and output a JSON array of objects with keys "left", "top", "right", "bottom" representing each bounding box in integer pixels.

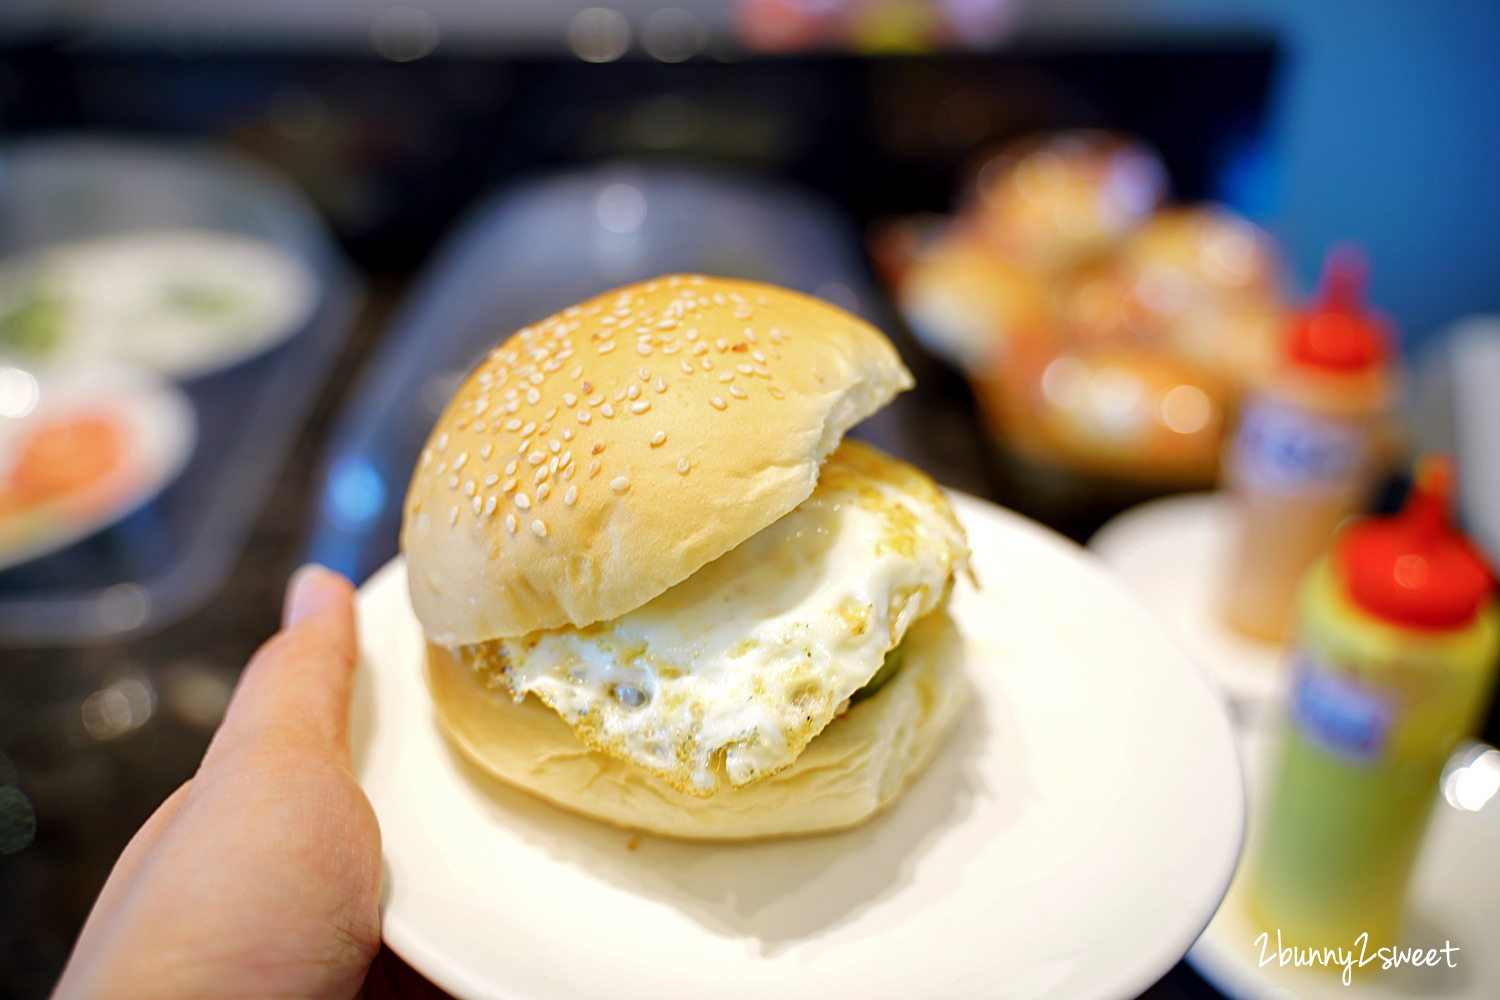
[
  {"left": 1231, "top": 397, "right": 1365, "bottom": 496},
  {"left": 1287, "top": 652, "right": 1397, "bottom": 766}
]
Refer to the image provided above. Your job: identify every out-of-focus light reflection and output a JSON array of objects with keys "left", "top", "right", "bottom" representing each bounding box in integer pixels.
[
  {"left": 0, "top": 366, "right": 39, "bottom": 418},
  {"left": 1089, "top": 365, "right": 1149, "bottom": 439},
  {"left": 596, "top": 183, "right": 647, "bottom": 234},
  {"left": 82, "top": 676, "right": 156, "bottom": 741},
  {"left": 643, "top": 8, "right": 707, "bottom": 62},
  {"left": 1041, "top": 355, "right": 1088, "bottom": 410},
  {"left": 0, "top": 785, "right": 36, "bottom": 855},
  {"left": 166, "top": 661, "right": 234, "bottom": 730},
  {"left": 569, "top": 7, "right": 632, "bottom": 63},
  {"left": 371, "top": 7, "right": 441, "bottom": 63},
  {"left": 1160, "top": 384, "right": 1211, "bottom": 434},
  {"left": 94, "top": 582, "right": 151, "bottom": 634},
  {"left": 325, "top": 456, "right": 387, "bottom": 530},
  {"left": 1444, "top": 747, "right": 1500, "bottom": 812}
]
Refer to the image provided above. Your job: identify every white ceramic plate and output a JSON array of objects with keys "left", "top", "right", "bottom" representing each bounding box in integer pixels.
[
  {"left": 1089, "top": 492, "right": 1285, "bottom": 715},
  {"left": 352, "top": 493, "right": 1244, "bottom": 1000},
  {"left": 0, "top": 229, "right": 318, "bottom": 379},
  {"left": 0, "top": 363, "right": 196, "bottom": 571}
]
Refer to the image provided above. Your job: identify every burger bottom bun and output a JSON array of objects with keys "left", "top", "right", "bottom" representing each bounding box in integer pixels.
[{"left": 426, "top": 605, "right": 968, "bottom": 840}]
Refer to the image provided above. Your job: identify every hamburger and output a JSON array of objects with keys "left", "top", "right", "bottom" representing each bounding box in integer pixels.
[{"left": 402, "top": 276, "right": 970, "bottom": 839}]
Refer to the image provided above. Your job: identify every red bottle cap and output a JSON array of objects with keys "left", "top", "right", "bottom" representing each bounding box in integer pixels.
[
  {"left": 1337, "top": 456, "right": 1496, "bottom": 630},
  {"left": 1285, "top": 245, "right": 1394, "bottom": 373}
]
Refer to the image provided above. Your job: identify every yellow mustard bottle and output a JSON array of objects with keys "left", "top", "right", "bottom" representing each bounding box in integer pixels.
[{"left": 1249, "top": 457, "right": 1499, "bottom": 949}]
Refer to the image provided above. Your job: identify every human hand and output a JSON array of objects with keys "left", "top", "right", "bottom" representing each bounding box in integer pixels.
[{"left": 55, "top": 565, "right": 383, "bottom": 1000}]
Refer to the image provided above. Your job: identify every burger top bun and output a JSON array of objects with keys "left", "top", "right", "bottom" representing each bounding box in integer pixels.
[{"left": 402, "top": 275, "right": 913, "bottom": 645}]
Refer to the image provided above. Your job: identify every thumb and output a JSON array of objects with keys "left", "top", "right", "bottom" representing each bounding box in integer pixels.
[{"left": 207, "top": 564, "right": 359, "bottom": 764}]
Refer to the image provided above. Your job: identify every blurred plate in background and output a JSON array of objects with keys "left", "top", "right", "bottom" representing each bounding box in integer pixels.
[
  {"left": 0, "top": 364, "right": 195, "bottom": 572},
  {"left": 0, "top": 229, "right": 318, "bottom": 380}
]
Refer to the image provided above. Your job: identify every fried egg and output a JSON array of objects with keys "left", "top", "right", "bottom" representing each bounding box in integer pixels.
[{"left": 462, "top": 440, "right": 968, "bottom": 796}]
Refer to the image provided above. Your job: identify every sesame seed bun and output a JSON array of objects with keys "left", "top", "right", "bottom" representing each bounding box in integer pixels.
[
  {"left": 401, "top": 275, "right": 913, "bottom": 645},
  {"left": 424, "top": 602, "right": 967, "bottom": 840}
]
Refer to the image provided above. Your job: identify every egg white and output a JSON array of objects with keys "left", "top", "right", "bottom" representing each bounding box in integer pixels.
[{"left": 463, "top": 441, "right": 968, "bottom": 796}]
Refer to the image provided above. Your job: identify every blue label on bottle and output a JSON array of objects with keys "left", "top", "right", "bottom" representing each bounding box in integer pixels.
[
  {"left": 1287, "top": 653, "right": 1396, "bottom": 765},
  {"left": 1231, "top": 397, "right": 1365, "bottom": 496}
]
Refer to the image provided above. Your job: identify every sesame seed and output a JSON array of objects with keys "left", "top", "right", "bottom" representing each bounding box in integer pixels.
[
  {"left": 506, "top": 514, "right": 517, "bottom": 533},
  {"left": 752, "top": 350, "right": 767, "bottom": 363},
  {"left": 719, "top": 371, "right": 734, "bottom": 383},
  {"left": 549, "top": 439, "right": 561, "bottom": 453},
  {"left": 611, "top": 476, "right": 630, "bottom": 492},
  {"left": 654, "top": 377, "right": 666, "bottom": 392},
  {"left": 570, "top": 365, "right": 583, "bottom": 379},
  {"left": 601, "top": 403, "right": 614, "bottom": 418},
  {"left": 505, "top": 389, "right": 518, "bottom": 401},
  {"left": 505, "top": 418, "right": 521, "bottom": 431},
  {"left": 563, "top": 393, "right": 576, "bottom": 407},
  {"left": 657, "top": 318, "right": 677, "bottom": 330},
  {"left": 464, "top": 480, "right": 477, "bottom": 496},
  {"left": 529, "top": 451, "right": 545, "bottom": 464},
  {"left": 685, "top": 327, "right": 699, "bottom": 341},
  {"left": 437, "top": 433, "right": 449, "bottom": 451},
  {"left": 560, "top": 450, "right": 572, "bottom": 468},
  {"left": 736, "top": 362, "right": 753, "bottom": 375},
  {"left": 472, "top": 496, "right": 482, "bottom": 514},
  {"left": 589, "top": 395, "right": 604, "bottom": 407},
  {"left": 550, "top": 455, "right": 559, "bottom": 474},
  {"left": 638, "top": 367, "right": 650, "bottom": 380},
  {"left": 534, "top": 467, "right": 548, "bottom": 484},
  {"left": 532, "top": 519, "right": 547, "bottom": 537},
  {"left": 515, "top": 493, "right": 531, "bottom": 509},
  {"left": 716, "top": 338, "right": 729, "bottom": 352},
  {"left": 545, "top": 406, "right": 558, "bottom": 420},
  {"left": 449, "top": 506, "right": 459, "bottom": 524},
  {"left": 484, "top": 496, "right": 497, "bottom": 515},
  {"left": 526, "top": 388, "right": 541, "bottom": 405},
  {"left": 530, "top": 373, "right": 544, "bottom": 385},
  {"left": 589, "top": 460, "right": 601, "bottom": 477},
  {"left": 636, "top": 343, "right": 653, "bottom": 356},
  {"left": 593, "top": 441, "right": 606, "bottom": 454},
  {"left": 769, "top": 386, "right": 785, "bottom": 398},
  {"left": 680, "top": 359, "right": 694, "bottom": 374},
  {"left": 447, "top": 475, "right": 459, "bottom": 489},
  {"left": 631, "top": 400, "right": 650, "bottom": 413},
  {"left": 614, "top": 388, "right": 626, "bottom": 402},
  {"left": 537, "top": 483, "right": 550, "bottom": 501},
  {"left": 730, "top": 385, "right": 748, "bottom": 398},
  {"left": 518, "top": 438, "right": 531, "bottom": 454},
  {"left": 677, "top": 457, "right": 691, "bottom": 473},
  {"left": 754, "top": 364, "right": 771, "bottom": 378},
  {"left": 480, "top": 443, "right": 493, "bottom": 459},
  {"left": 600, "top": 315, "right": 617, "bottom": 325},
  {"left": 482, "top": 473, "right": 498, "bottom": 487},
  {"left": 702, "top": 358, "right": 714, "bottom": 370},
  {"left": 693, "top": 343, "right": 709, "bottom": 356},
  {"left": 599, "top": 342, "right": 615, "bottom": 354},
  {"left": 522, "top": 422, "right": 537, "bottom": 436},
  {"left": 651, "top": 430, "right": 666, "bottom": 446},
  {"left": 769, "top": 328, "right": 784, "bottom": 343},
  {"left": 434, "top": 461, "right": 447, "bottom": 476},
  {"left": 562, "top": 428, "right": 574, "bottom": 441},
  {"left": 578, "top": 411, "right": 591, "bottom": 424},
  {"left": 453, "top": 452, "right": 469, "bottom": 470},
  {"left": 565, "top": 486, "right": 578, "bottom": 505},
  {"left": 563, "top": 462, "right": 575, "bottom": 480},
  {"left": 710, "top": 396, "right": 727, "bottom": 410},
  {"left": 627, "top": 383, "right": 640, "bottom": 400},
  {"left": 503, "top": 477, "right": 517, "bottom": 492}
]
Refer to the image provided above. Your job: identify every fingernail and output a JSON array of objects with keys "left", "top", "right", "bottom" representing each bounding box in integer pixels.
[{"left": 283, "top": 564, "right": 334, "bottom": 628}]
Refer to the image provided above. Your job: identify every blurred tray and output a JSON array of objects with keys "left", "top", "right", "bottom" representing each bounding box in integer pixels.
[
  {"left": 305, "top": 164, "right": 885, "bottom": 583},
  {"left": 0, "top": 137, "right": 358, "bottom": 645}
]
